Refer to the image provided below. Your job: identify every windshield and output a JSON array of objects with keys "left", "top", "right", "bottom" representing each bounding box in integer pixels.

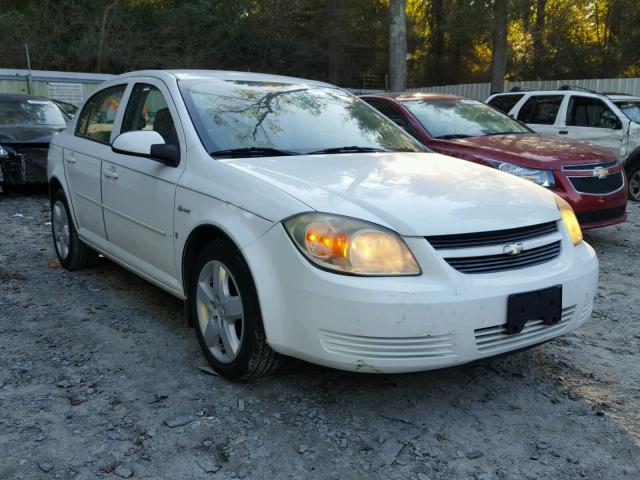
[
  {"left": 400, "top": 98, "right": 530, "bottom": 139},
  {"left": 614, "top": 100, "right": 640, "bottom": 124},
  {"left": 0, "top": 98, "right": 68, "bottom": 127},
  {"left": 179, "top": 79, "right": 423, "bottom": 156}
]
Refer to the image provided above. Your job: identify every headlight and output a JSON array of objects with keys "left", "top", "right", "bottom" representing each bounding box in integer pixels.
[
  {"left": 283, "top": 213, "right": 421, "bottom": 276},
  {"left": 0, "top": 145, "right": 8, "bottom": 159},
  {"left": 487, "top": 160, "right": 555, "bottom": 187},
  {"left": 554, "top": 195, "right": 582, "bottom": 246}
]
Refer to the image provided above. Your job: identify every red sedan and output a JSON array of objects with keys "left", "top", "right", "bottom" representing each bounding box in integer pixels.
[{"left": 361, "top": 92, "right": 627, "bottom": 229}]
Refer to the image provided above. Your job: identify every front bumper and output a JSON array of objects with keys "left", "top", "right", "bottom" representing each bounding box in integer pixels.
[
  {"left": 243, "top": 224, "right": 599, "bottom": 373},
  {"left": 0, "top": 146, "right": 49, "bottom": 185}
]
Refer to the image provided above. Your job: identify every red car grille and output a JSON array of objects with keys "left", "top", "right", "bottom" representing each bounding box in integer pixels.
[{"left": 568, "top": 172, "right": 624, "bottom": 194}]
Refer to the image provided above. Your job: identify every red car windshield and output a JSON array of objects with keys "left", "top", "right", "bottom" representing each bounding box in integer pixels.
[{"left": 401, "top": 98, "right": 530, "bottom": 139}]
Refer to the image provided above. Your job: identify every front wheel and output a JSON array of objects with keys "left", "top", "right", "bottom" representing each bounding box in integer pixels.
[
  {"left": 628, "top": 163, "right": 640, "bottom": 202},
  {"left": 188, "top": 240, "right": 282, "bottom": 380}
]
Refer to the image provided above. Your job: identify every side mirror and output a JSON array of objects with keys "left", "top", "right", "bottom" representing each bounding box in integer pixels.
[{"left": 112, "top": 131, "right": 180, "bottom": 167}]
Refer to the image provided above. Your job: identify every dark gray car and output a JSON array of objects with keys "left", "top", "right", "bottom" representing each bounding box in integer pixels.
[{"left": 0, "top": 94, "right": 71, "bottom": 187}]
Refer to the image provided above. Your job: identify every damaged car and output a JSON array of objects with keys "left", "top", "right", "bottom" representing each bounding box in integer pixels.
[{"left": 0, "top": 94, "right": 70, "bottom": 188}]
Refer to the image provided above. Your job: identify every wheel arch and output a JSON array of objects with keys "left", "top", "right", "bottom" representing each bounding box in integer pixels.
[
  {"left": 181, "top": 223, "right": 256, "bottom": 325},
  {"left": 625, "top": 146, "right": 640, "bottom": 174}
]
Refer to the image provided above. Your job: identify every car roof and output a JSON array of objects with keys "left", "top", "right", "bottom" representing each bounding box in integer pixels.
[
  {"left": 362, "top": 92, "right": 465, "bottom": 101},
  {"left": 106, "top": 69, "right": 334, "bottom": 88},
  {"left": 491, "top": 90, "right": 640, "bottom": 102},
  {"left": 0, "top": 93, "right": 53, "bottom": 102}
]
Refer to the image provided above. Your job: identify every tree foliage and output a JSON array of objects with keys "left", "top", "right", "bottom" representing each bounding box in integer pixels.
[{"left": 1, "top": 0, "right": 639, "bottom": 88}]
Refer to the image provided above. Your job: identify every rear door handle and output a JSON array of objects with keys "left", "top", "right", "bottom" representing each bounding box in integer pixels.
[
  {"left": 103, "top": 167, "right": 119, "bottom": 179},
  {"left": 65, "top": 153, "right": 76, "bottom": 164},
  {"left": 558, "top": 130, "right": 569, "bottom": 135}
]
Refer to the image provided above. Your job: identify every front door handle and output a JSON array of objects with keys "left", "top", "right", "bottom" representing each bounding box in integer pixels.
[
  {"left": 103, "top": 167, "right": 119, "bottom": 179},
  {"left": 65, "top": 153, "right": 76, "bottom": 165},
  {"left": 558, "top": 130, "right": 569, "bottom": 135}
]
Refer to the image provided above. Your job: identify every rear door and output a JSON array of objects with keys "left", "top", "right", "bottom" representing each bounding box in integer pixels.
[
  {"left": 101, "top": 79, "right": 185, "bottom": 290},
  {"left": 563, "top": 95, "right": 628, "bottom": 156},
  {"left": 65, "top": 84, "right": 128, "bottom": 246},
  {"left": 516, "top": 94, "right": 565, "bottom": 136}
]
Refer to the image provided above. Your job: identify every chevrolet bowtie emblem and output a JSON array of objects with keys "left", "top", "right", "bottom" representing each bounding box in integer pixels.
[
  {"left": 593, "top": 167, "right": 609, "bottom": 179},
  {"left": 503, "top": 242, "right": 524, "bottom": 255}
]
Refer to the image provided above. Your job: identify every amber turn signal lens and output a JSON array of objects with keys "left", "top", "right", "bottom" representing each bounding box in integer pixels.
[{"left": 554, "top": 195, "right": 583, "bottom": 246}]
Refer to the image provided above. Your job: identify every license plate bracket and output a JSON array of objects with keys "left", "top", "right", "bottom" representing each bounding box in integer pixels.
[{"left": 506, "top": 285, "right": 562, "bottom": 335}]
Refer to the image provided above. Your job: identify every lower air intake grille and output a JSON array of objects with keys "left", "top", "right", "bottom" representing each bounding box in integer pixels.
[
  {"left": 319, "top": 330, "right": 456, "bottom": 360},
  {"left": 474, "top": 305, "right": 576, "bottom": 353},
  {"left": 569, "top": 172, "right": 624, "bottom": 194},
  {"left": 445, "top": 241, "right": 561, "bottom": 274},
  {"left": 576, "top": 206, "right": 626, "bottom": 225}
]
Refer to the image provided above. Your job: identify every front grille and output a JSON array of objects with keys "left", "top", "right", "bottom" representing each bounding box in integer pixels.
[
  {"left": 426, "top": 222, "right": 557, "bottom": 250},
  {"left": 569, "top": 172, "right": 624, "bottom": 194},
  {"left": 576, "top": 206, "right": 626, "bottom": 224},
  {"left": 444, "top": 241, "right": 561, "bottom": 274},
  {"left": 563, "top": 161, "right": 618, "bottom": 171},
  {"left": 319, "top": 330, "right": 456, "bottom": 360},
  {"left": 474, "top": 305, "right": 576, "bottom": 353}
]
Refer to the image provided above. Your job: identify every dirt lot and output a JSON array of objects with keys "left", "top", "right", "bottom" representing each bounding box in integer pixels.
[{"left": 0, "top": 190, "right": 639, "bottom": 480}]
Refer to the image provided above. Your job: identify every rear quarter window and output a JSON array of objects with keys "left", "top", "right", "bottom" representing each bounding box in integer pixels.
[{"left": 487, "top": 94, "right": 523, "bottom": 114}]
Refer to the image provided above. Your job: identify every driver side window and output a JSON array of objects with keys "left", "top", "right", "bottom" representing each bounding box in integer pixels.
[
  {"left": 121, "top": 83, "right": 179, "bottom": 147},
  {"left": 567, "top": 96, "right": 619, "bottom": 129}
]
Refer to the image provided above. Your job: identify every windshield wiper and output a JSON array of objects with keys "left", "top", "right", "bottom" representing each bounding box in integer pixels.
[
  {"left": 308, "top": 146, "right": 389, "bottom": 154},
  {"left": 210, "top": 147, "right": 299, "bottom": 158},
  {"left": 434, "top": 134, "right": 471, "bottom": 139},
  {"left": 483, "top": 131, "right": 528, "bottom": 136}
]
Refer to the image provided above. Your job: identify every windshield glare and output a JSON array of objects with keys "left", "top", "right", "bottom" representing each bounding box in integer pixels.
[
  {"left": 179, "top": 80, "right": 422, "bottom": 155},
  {"left": 615, "top": 100, "right": 640, "bottom": 124},
  {"left": 0, "top": 99, "right": 68, "bottom": 127},
  {"left": 401, "top": 98, "right": 530, "bottom": 139}
]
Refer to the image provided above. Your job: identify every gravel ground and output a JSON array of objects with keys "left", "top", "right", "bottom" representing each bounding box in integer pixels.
[{"left": 1, "top": 190, "right": 639, "bottom": 480}]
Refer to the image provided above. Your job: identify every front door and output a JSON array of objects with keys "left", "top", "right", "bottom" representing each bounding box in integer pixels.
[
  {"left": 562, "top": 95, "right": 627, "bottom": 156},
  {"left": 101, "top": 80, "right": 185, "bottom": 290}
]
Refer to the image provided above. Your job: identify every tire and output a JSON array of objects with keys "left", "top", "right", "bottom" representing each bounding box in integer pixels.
[
  {"left": 188, "top": 239, "right": 282, "bottom": 381},
  {"left": 51, "top": 190, "right": 99, "bottom": 270},
  {"left": 628, "top": 162, "right": 640, "bottom": 202}
]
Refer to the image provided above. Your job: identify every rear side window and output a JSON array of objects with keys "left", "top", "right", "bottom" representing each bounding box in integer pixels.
[
  {"left": 487, "top": 94, "right": 523, "bottom": 114},
  {"left": 567, "top": 96, "right": 619, "bottom": 129},
  {"left": 517, "top": 95, "right": 563, "bottom": 125},
  {"left": 75, "top": 85, "right": 126, "bottom": 144},
  {"left": 121, "top": 83, "right": 179, "bottom": 147}
]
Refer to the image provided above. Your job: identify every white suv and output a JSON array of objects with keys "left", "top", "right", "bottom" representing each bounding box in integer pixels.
[
  {"left": 487, "top": 87, "right": 640, "bottom": 201},
  {"left": 47, "top": 70, "right": 598, "bottom": 380}
]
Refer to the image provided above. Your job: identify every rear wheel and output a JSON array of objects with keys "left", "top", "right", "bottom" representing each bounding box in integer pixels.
[
  {"left": 51, "top": 190, "right": 98, "bottom": 270},
  {"left": 189, "top": 240, "right": 282, "bottom": 380},
  {"left": 628, "top": 163, "right": 640, "bottom": 202}
]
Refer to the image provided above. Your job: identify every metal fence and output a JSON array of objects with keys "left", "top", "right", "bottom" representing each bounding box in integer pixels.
[
  {"left": 0, "top": 68, "right": 113, "bottom": 106},
  {"left": 408, "top": 77, "right": 640, "bottom": 100}
]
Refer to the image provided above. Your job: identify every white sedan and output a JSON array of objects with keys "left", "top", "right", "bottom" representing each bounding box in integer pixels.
[{"left": 47, "top": 70, "right": 598, "bottom": 380}]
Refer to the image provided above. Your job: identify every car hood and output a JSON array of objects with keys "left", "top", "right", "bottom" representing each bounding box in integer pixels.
[
  {"left": 0, "top": 125, "right": 65, "bottom": 144},
  {"left": 224, "top": 152, "right": 561, "bottom": 236},
  {"left": 446, "top": 133, "right": 616, "bottom": 168}
]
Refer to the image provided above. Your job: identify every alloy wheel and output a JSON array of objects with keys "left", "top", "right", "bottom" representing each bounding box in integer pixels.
[
  {"left": 52, "top": 200, "right": 71, "bottom": 260},
  {"left": 196, "top": 260, "right": 244, "bottom": 363}
]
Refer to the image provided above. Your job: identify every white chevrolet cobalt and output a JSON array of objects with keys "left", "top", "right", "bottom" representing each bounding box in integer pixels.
[{"left": 48, "top": 71, "right": 598, "bottom": 380}]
